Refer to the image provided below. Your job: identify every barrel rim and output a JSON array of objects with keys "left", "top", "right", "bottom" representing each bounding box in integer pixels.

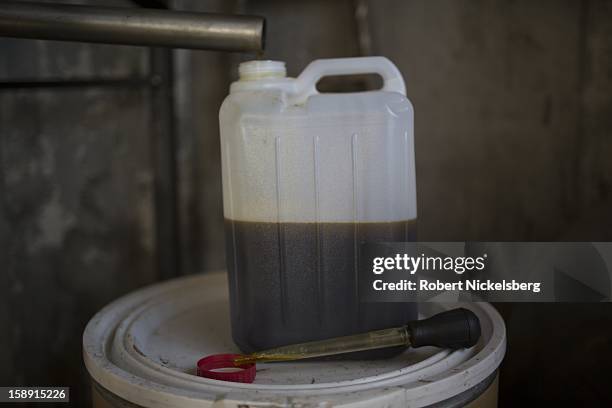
[{"left": 83, "top": 272, "right": 506, "bottom": 408}]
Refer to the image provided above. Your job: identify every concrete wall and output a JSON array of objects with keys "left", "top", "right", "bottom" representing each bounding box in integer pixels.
[
  {"left": 1, "top": 0, "right": 611, "bottom": 406},
  {"left": 0, "top": 1, "right": 157, "bottom": 403}
]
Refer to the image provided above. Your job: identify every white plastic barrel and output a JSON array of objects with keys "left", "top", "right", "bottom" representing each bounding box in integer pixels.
[{"left": 83, "top": 272, "right": 506, "bottom": 408}]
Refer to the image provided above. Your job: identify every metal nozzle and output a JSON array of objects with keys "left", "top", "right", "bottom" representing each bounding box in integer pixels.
[{"left": 0, "top": 1, "right": 265, "bottom": 52}]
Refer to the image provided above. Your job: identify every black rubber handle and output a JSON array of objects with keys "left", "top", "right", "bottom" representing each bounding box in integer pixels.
[{"left": 407, "top": 308, "right": 481, "bottom": 349}]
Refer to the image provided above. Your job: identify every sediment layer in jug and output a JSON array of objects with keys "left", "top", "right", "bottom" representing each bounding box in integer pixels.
[{"left": 225, "top": 218, "right": 417, "bottom": 353}]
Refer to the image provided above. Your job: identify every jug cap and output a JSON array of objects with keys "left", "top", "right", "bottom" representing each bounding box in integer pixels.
[{"left": 196, "top": 354, "right": 256, "bottom": 383}]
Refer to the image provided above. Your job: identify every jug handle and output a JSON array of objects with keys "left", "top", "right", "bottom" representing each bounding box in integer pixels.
[{"left": 291, "top": 56, "right": 406, "bottom": 104}]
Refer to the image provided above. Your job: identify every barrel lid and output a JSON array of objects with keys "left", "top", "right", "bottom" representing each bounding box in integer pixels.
[{"left": 83, "top": 272, "right": 505, "bottom": 408}]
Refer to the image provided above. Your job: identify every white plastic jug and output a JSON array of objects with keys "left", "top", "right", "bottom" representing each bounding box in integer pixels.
[{"left": 219, "top": 57, "right": 417, "bottom": 353}]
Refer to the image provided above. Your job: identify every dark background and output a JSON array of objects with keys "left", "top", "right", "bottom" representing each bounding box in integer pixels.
[{"left": 1, "top": 0, "right": 612, "bottom": 406}]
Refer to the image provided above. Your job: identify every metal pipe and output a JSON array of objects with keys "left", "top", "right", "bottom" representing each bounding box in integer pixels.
[{"left": 0, "top": 1, "right": 265, "bottom": 52}]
